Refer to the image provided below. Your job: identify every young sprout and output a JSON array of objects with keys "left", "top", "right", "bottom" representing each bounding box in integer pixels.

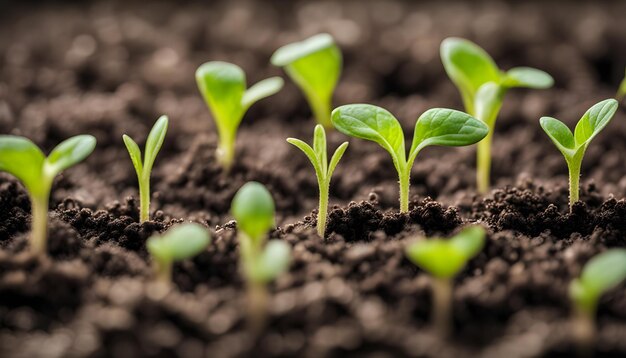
[
  {"left": 287, "top": 125, "right": 348, "bottom": 237},
  {"left": 569, "top": 249, "right": 626, "bottom": 353},
  {"left": 332, "top": 104, "right": 488, "bottom": 212},
  {"left": 540, "top": 99, "right": 618, "bottom": 210},
  {"left": 0, "top": 135, "right": 96, "bottom": 256},
  {"left": 146, "top": 223, "right": 211, "bottom": 284},
  {"left": 231, "top": 181, "right": 292, "bottom": 333},
  {"left": 271, "top": 33, "right": 341, "bottom": 129},
  {"left": 196, "top": 61, "right": 284, "bottom": 171},
  {"left": 405, "top": 226, "right": 486, "bottom": 338},
  {"left": 123, "top": 115, "right": 168, "bottom": 223},
  {"left": 617, "top": 68, "right": 626, "bottom": 101},
  {"left": 441, "top": 37, "right": 554, "bottom": 193}
]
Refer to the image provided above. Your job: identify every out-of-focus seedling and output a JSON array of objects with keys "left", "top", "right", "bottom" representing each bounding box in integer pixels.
[
  {"left": 332, "top": 104, "right": 488, "bottom": 212},
  {"left": 196, "top": 61, "right": 284, "bottom": 171},
  {"left": 405, "top": 226, "right": 486, "bottom": 338},
  {"left": 617, "top": 68, "right": 626, "bottom": 101},
  {"left": 441, "top": 37, "right": 554, "bottom": 193},
  {"left": 540, "top": 99, "right": 618, "bottom": 210},
  {"left": 569, "top": 249, "right": 626, "bottom": 354},
  {"left": 287, "top": 125, "right": 348, "bottom": 236},
  {"left": 231, "top": 181, "right": 292, "bottom": 333},
  {"left": 146, "top": 223, "right": 211, "bottom": 284},
  {"left": 123, "top": 115, "right": 168, "bottom": 222},
  {"left": 0, "top": 135, "right": 96, "bottom": 256},
  {"left": 271, "top": 33, "right": 341, "bottom": 129}
]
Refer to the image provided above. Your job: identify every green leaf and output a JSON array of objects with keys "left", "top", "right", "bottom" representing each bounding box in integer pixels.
[
  {"left": 241, "top": 77, "right": 284, "bottom": 109},
  {"left": 123, "top": 135, "right": 143, "bottom": 177},
  {"left": 449, "top": 226, "right": 486, "bottom": 259},
  {"left": 252, "top": 240, "right": 292, "bottom": 283},
  {"left": 573, "top": 99, "right": 618, "bottom": 148},
  {"left": 45, "top": 135, "right": 96, "bottom": 176},
  {"left": 617, "top": 68, "right": 626, "bottom": 100},
  {"left": 0, "top": 135, "right": 45, "bottom": 193},
  {"left": 143, "top": 115, "right": 168, "bottom": 174},
  {"left": 146, "top": 223, "right": 211, "bottom": 263},
  {"left": 503, "top": 67, "right": 554, "bottom": 89},
  {"left": 474, "top": 82, "right": 504, "bottom": 127},
  {"left": 271, "top": 33, "right": 336, "bottom": 66},
  {"left": 313, "top": 124, "right": 327, "bottom": 170},
  {"left": 286, "top": 137, "right": 324, "bottom": 180},
  {"left": 570, "top": 249, "right": 626, "bottom": 313},
  {"left": 539, "top": 117, "right": 576, "bottom": 155},
  {"left": 327, "top": 142, "right": 349, "bottom": 178},
  {"left": 231, "top": 182, "right": 276, "bottom": 242}
]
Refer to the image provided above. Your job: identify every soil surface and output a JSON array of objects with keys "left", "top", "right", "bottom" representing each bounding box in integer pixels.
[{"left": 2, "top": 0, "right": 626, "bottom": 357}]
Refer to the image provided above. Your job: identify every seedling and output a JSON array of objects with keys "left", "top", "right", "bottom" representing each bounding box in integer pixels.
[
  {"left": 123, "top": 115, "right": 168, "bottom": 223},
  {"left": 287, "top": 125, "right": 348, "bottom": 236},
  {"left": 271, "top": 33, "right": 341, "bottom": 128},
  {"left": 231, "top": 181, "right": 292, "bottom": 333},
  {"left": 569, "top": 249, "right": 626, "bottom": 353},
  {"left": 332, "top": 104, "right": 488, "bottom": 212},
  {"left": 441, "top": 37, "right": 554, "bottom": 193},
  {"left": 540, "top": 99, "right": 618, "bottom": 210},
  {"left": 0, "top": 135, "right": 96, "bottom": 256},
  {"left": 617, "top": 68, "right": 626, "bottom": 100},
  {"left": 146, "top": 223, "right": 211, "bottom": 284},
  {"left": 196, "top": 61, "right": 284, "bottom": 171},
  {"left": 406, "top": 226, "right": 486, "bottom": 338}
]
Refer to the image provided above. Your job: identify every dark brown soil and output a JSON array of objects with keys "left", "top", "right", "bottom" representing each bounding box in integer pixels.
[{"left": 2, "top": 0, "right": 626, "bottom": 357}]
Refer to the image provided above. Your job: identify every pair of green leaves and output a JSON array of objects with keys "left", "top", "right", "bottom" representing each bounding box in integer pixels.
[
  {"left": 231, "top": 182, "right": 292, "bottom": 284},
  {"left": 272, "top": 33, "right": 341, "bottom": 128},
  {"left": 406, "top": 226, "right": 486, "bottom": 279}
]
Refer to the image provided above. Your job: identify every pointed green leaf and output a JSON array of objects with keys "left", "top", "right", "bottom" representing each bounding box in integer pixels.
[
  {"left": 449, "top": 226, "right": 486, "bottom": 259},
  {"left": 252, "top": 240, "right": 292, "bottom": 283},
  {"left": 539, "top": 116, "right": 576, "bottom": 156},
  {"left": 231, "top": 182, "right": 275, "bottom": 242},
  {"left": 147, "top": 223, "right": 211, "bottom": 262},
  {"left": 45, "top": 135, "right": 96, "bottom": 176},
  {"left": 143, "top": 115, "right": 168, "bottom": 174},
  {"left": 123, "top": 135, "right": 143, "bottom": 177},
  {"left": 327, "top": 142, "right": 348, "bottom": 178},
  {"left": 503, "top": 67, "right": 554, "bottom": 89},
  {"left": 313, "top": 124, "right": 327, "bottom": 171},
  {"left": 573, "top": 99, "right": 618, "bottom": 148},
  {"left": 570, "top": 249, "right": 626, "bottom": 313},
  {"left": 241, "top": 77, "right": 284, "bottom": 109},
  {"left": 287, "top": 137, "right": 324, "bottom": 179},
  {"left": 0, "top": 135, "right": 45, "bottom": 192}
]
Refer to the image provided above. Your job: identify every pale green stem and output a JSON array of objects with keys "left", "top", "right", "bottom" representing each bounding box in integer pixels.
[
  {"left": 567, "top": 158, "right": 582, "bottom": 211},
  {"left": 432, "top": 277, "right": 453, "bottom": 339},
  {"left": 399, "top": 167, "right": 411, "bottom": 213},
  {"left": 317, "top": 177, "right": 329, "bottom": 237},
  {"left": 29, "top": 192, "right": 49, "bottom": 257},
  {"left": 572, "top": 305, "right": 596, "bottom": 357},
  {"left": 309, "top": 95, "right": 332, "bottom": 129},
  {"left": 217, "top": 129, "right": 236, "bottom": 171},
  {"left": 153, "top": 258, "right": 172, "bottom": 284},
  {"left": 247, "top": 280, "right": 269, "bottom": 336},
  {"left": 476, "top": 129, "right": 494, "bottom": 194},
  {"left": 139, "top": 173, "right": 150, "bottom": 222}
]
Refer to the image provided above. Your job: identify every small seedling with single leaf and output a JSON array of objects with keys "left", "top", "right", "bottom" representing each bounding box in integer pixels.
[
  {"left": 231, "top": 181, "right": 292, "bottom": 333},
  {"left": 271, "top": 33, "right": 341, "bottom": 129},
  {"left": 196, "top": 61, "right": 284, "bottom": 171},
  {"left": 0, "top": 135, "right": 96, "bottom": 256},
  {"left": 617, "top": 68, "right": 626, "bottom": 101},
  {"left": 146, "top": 223, "right": 211, "bottom": 284},
  {"left": 406, "top": 226, "right": 486, "bottom": 338},
  {"left": 540, "top": 99, "right": 618, "bottom": 210},
  {"left": 287, "top": 125, "right": 348, "bottom": 236},
  {"left": 123, "top": 115, "right": 168, "bottom": 222},
  {"left": 441, "top": 37, "right": 554, "bottom": 193},
  {"left": 332, "top": 104, "right": 488, "bottom": 212},
  {"left": 569, "top": 249, "right": 626, "bottom": 353}
]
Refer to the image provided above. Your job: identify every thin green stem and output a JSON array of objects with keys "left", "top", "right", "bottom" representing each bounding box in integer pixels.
[
  {"left": 153, "top": 258, "right": 172, "bottom": 283},
  {"left": 29, "top": 192, "right": 49, "bottom": 257},
  {"left": 139, "top": 174, "right": 150, "bottom": 222},
  {"left": 476, "top": 129, "right": 493, "bottom": 194},
  {"left": 399, "top": 168, "right": 411, "bottom": 213},
  {"left": 432, "top": 277, "right": 453, "bottom": 338},
  {"left": 317, "top": 178, "right": 329, "bottom": 237},
  {"left": 247, "top": 280, "right": 269, "bottom": 336},
  {"left": 568, "top": 158, "right": 582, "bottom": 211},
  {"left": 310, "top": 96, "right": 332, "bottom": 129},
  {"left": 217, "top": 129, "right": 236, "bottom": 171},
  {"left": 572, "top": 305, "right": 595, "bottom": 357}
]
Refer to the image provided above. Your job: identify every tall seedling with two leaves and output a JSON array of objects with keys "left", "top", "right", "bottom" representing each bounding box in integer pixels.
[
  {"left": 332, "top": 104, "right": 488, "bottom": 212},
  {"left": 123, "top": 115, "right": 168, "bottom": 222},
  {"left": 0, "top": 135, "right": 96, "bottom": 256},
  {"left": 441, "top": 38, "right": 554, "bottom": 193},
  {"left": 196, "top": 61, "right": 284, "bottom": 171},
  {"left": 287, "top": 125, "right": 348, "bottom": 236}
]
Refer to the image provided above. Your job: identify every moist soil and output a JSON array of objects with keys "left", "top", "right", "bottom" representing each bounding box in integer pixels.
[{"left": 2, "top": 0, "right": 626, "bottom": 357}]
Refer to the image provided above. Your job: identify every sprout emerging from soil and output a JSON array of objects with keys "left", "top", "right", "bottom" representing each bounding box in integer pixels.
[
  {"left": 540, "top": 99, "right": 618, "bottom": 210},
  {"left": 231, "top": 182, "right": 292, "bottom": 333},
  {"left": 441, "top": 37, "right": 554, "bottom": 193},
  {"left": 271, "top": 33, "right": 341, "bottom": 129},
  {"left": 331, "top": 104, "right": 488, "bottom": 212},
  {"left": 123, "top": 115, "right": 168, "bottom": 223},
  {"left": 617, "top": 68, "right": 626, "bottom": 101},
  {"left": 196, "top": 61, "right": 284, "bottom": 171},
  {"left": 146, "top": 223, "right": 211, "bottom": 284},
  {"left": 569, "top": 249, "right": 626, "bottom": 354},
  {"left": 287, "top": 125, "right": 348, "bottom": 237},
  {"left": 405, "top": 226, "right": 486, "bottom": 338},
  {"left": 0, "top": 135, "right": 96, "bottom": 256}
]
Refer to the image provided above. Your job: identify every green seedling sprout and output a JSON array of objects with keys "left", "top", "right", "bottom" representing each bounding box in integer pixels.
[
  {"left": 406, "top": 226, "right": 486, "bottom": 338},
  {"left": 287, "top": 125, "right": 348, "bottom": 236},
  {"left": 0, "top": 135, "right": 96, "bottom": 256},
  {"left": 617, "top": 68, "right": 626, "bottom": 101},
  {"left": 146, "top": 223, "right": 211, "bottom": 284},
  {"left": 271, "top": 33, "right": 341, "bottom": 129},
  {"left": 540, "top": 99, "right": 618, "bottom": 210},
  {"left": 441, "top": 37, "right": 554, "bottom": 193},
  {"left": 569, "top": 249, "right": 626, "bottom": 354},
  {"left": 123, "top": 115, "right": 168, "bottom": 223},
  {"left": 231, "top": 181, "right": 292, "bottom": 333},
  {"left": 196, "top": 61, "right": 284, "bottom": 171},
  {"left": 332, "top": 104, "right": 488, "bottom": 212}
]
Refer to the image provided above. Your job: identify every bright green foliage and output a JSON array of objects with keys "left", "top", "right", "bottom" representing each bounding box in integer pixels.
[
  {"left": 271, "top": 33, "right": 341, "bottom": 128},
  {"left": 196, "top": 61, "right": 284, "bottom": 170},
  {"left": 569, "top": 249, "right": 626, "bottom": 315},
  {"left": 406, "top": 226, "right": 485, "bottom": 279},
  {"left": 540, "top": 99, "right": 618, "bottom": 208},
  {"left": 231, "top": 182, "right": 292, "bottom": 284},
  {"left": 617, "top": 68, "right": 626, "bottom": 100},
  {"left": 331, "top": 104, "right": 488, "bottom": 212},
  {"left": 146, "top": 223, "right": 211, "bottom": 283},
  {"left": 441, "top": 37, "right": 554, "bottom": 193},
  {"left": 123, "top": 115, "right": 168, "bottom": 223},
  {"left": 0, "top": 135, "right": 96, "bottom": 255},
  {"left": 287, "top": 125, "right": 348, "bottom": 237}
]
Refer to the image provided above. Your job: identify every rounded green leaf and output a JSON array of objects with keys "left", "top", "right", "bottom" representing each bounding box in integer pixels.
[
  {"left": 45, "top": 135, "right": 96, "bottom": 176},
  {"left": 406, "top": 239, "right": 467, "bottom": 279},
  {"left": 271, "top": 33, "right": 336, "bottom": 66},
  {"left": 449, "top": 226, "right": 486, "bottom": 259},
  {"left": 573, "top": 99, "right": 618, "bottom": 148},
  {"left": 195, "top": 61, "right": 246, "bottom": 131},
  {"left": 540, "top": 117, "right": 575, "bottom": 155},
  {"left": 503, "top": 67, "right": 554, "bottom": 89},
  {"left": 241, "top": 77, "right": 284, "bottom": 109},
  {"left": 146, "top": 223, "right": 211, "bottom": 263},
  {"left": 252, "top": 240, "right": 292, "bottom": 283},
  {"left": 0, "top": 135, "right": 45, "bottom": 193},
  {"left": 143, "top": 115, "right": 168, "bottom": 174},
  {"left": 231, "top": 182, "right": 276, "bottom": 242}
]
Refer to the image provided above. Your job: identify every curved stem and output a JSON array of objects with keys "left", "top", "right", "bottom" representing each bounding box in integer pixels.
[
  {"left": 317, "top": 178, "right": 329, "bottom": 237},
  {"left": 476, "top": 129, "right": 493, "bottom": 194},
  {"left": 399, "top": 167, "right": 411, "bottom": 213},
  {"left": 139, "top": 174, "right": 150, "bottom": 222},
  {"left": 29, "top": 192, "right": 49, "bottom": 257}
]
